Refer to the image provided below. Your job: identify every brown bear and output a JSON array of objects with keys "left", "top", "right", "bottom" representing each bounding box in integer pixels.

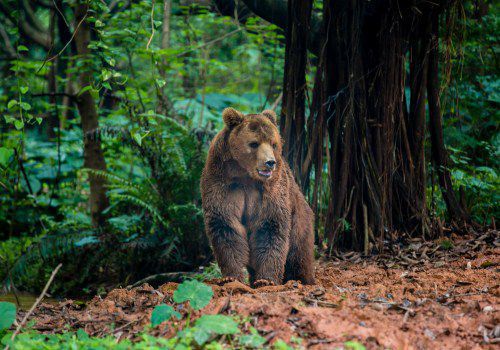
[{"left": 200, "top": 107, "right": 315, "bottom": 287}]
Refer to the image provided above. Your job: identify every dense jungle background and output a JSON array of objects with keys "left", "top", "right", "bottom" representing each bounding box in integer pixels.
[
  {"left": 0, "top": 2, "right": 498, "bottom": 347},
  {"left": 0, "top": 0, "right": 497, "bottom": 297}
]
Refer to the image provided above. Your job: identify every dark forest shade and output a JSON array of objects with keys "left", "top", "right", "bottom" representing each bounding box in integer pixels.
[{"left": 276, "top": 0, "right": 469, "bottom": 250}]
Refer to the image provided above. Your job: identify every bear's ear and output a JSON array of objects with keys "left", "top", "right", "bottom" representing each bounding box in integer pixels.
[
  {"left": 222, "top": 107, "right": 244, "bottom": 129},
  {"left": 262, "top": 109, "right": 277, "bottom": 126}
]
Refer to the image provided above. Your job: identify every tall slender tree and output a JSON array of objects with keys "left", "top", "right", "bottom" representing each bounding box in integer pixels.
[{"left": 74, "top": 1, "right": 109, "bottom": 227}]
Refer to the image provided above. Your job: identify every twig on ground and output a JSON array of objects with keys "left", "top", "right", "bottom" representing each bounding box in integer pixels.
[
  {"left": 5, "top": 263, "right": 62, "bottom": 350},
  {"left": 127, "top": 271, "right": 199, "bottom": 288}
]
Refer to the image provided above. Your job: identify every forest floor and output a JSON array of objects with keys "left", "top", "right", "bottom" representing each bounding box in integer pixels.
[{"left": 25, "top": 229, "right": 499, "bottom": 349}]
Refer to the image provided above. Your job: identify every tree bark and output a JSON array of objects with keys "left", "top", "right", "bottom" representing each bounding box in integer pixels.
[
  {"left": 46, "top": 7, "right": 59, "bottom": 139},
  {"left": 427, "top": 8, "right": 470, "bottom": 223},
  {"left": 161, "top": 0, "right": 171, "bottom": 50},
  {"left": 240, "top": 0, "right": 321, "bottom": 55},
  {"left": 73, "top": 1, "right": 109, "bottom": 227},
  {"left": 280, "top": 0, "right": 311, "bottom": 189}
]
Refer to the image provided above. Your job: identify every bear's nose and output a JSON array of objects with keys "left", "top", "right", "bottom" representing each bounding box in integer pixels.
[{"left": 265, "top": 160, "right": 276, "bottom": 169}]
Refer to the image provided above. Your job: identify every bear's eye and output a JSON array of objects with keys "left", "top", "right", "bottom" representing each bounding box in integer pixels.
[
  {"left": 249, "top": 142, "right": 259, "bottom": 149},
  {"left": 272, "top": 143, "right": 277, "bottom": 150}
]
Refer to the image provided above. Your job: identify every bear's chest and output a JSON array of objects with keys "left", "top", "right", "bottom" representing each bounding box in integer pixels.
[{"left": 228, "top": 183, "right": 263, "bottom": 229}]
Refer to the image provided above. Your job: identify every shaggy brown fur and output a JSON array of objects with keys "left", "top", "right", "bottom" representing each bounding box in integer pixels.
[{"left": 200, "top": 108, "right": 315, "bottom": 287}]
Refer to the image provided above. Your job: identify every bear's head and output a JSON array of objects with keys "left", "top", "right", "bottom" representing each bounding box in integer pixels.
[{"left": 222, "top": 107, "right": 282, "bottom": 182}]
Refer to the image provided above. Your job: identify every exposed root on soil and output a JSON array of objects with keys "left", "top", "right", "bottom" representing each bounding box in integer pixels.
[{"left": 21, "top": 229, "right": 500, "bottom": 349}]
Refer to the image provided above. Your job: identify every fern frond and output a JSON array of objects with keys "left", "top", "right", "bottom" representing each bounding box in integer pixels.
[{"left": 112, "top": 193, "right": 168, "bottom": 228}]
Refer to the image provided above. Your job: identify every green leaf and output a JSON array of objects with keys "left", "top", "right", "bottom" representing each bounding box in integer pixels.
[
  {"left": 156, "top": 78, "right": 166, "bottom": 88},
  {"left": 76, "top": 328, "right": 89, "bottom": 340},
  {"left": 101, "top": 69, "right": 112, "bottom": 81},
  {"left": 0, "top": 147, "right": 14, "bottom": 167},
  {"left": 132, "top": 131, "right": 142, "bottom": 146},
  {"left": 17, "top": 45, "right": 28, "bottom": 52},
  {"left": 14, "top": 119, "right": 24, "bottom": 130},
  {"left": 345, "top": 341, "right": 366, "bottom": 350},
  {"left": 7, "top": 100, "right": 17, "bottom": 109},
  {"left": 273, "top": 339, "right": 292, "bottom": 350},
  {"left": 0, "top": 302, "right": 16, "bottom": 331},
  {"left": 151, "top": 304, "right": 181, "bottom": 327},
  {"left": 19, "top": 102, "right": 31, "bottom": 111},
  {"left": 77, "top": 85, "right": 93, "bottom": 97},
  {"left": 173, "top": 280, "right": 213, "bottom": 310},
  {"left": 192, "top": 327, "right": 211, "bottom": 345},
  {"left": 20, "top": 86, "right": 28, "bottom": 94},
  {"left": 239, "top": 333, "right": 266, "bottom": 348},
  {"left": 194, "top": 315, "right": 239, "bottom": 335},
  {"left": 36, "top": 117, "right": 43, "bottom": 125}
]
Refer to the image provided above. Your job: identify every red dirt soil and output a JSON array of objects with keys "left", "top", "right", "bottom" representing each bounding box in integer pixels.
[{"left": 26, "top": 230, "right": 499, "bottom": 349}]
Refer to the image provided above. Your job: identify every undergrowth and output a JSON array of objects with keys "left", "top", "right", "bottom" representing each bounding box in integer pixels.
[{"left": 0, "top": 279, "right": 368, "bottom": 349}]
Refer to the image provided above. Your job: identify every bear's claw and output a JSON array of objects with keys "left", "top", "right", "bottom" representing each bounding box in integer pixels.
[
  {"left": 213, "top": 277, "right": 238, "bottom": 286},
  {"left": 253, "top": 279, "right": 275, "bottom": 288}
]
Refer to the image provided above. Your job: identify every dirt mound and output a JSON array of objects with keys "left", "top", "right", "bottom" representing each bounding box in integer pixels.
[{"left": 25, "top": 230, "right": 500, "bottom": 349}]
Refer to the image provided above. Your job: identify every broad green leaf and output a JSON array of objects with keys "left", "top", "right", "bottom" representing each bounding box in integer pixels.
[
  {"left": 194, "top": 314, "right": 239, "bottom": 335},
  {"left": 173, "top": 280, "right": 213, "bottom": 310},
  {"left": 0, "top": 147, "right": 14, "bottom": 167},
  {"left": 192, "top": 327, "right": 211, "bottom": 345},
  {"left": 17, "top": 45, "right": 28, "bottom": 52},
  {"left": 0, "top": 302, "right": 16, "bottom": 331},
  {"left": 7, "top": 100, "right": 17, "bottom": 109},
  {"left": 19, "top": 102, "right": 31, "bottom": 111},
  {"left": 151, "top": 304, "right": 181, "bottom": 327},
  {"left": 14, "top": 119, "right": 24, "bottom": 130},
  {"left": 20, "top": 86, "right": 28, "bottom": 94}
]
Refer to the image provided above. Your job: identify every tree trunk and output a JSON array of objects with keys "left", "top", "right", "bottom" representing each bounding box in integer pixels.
[
  {"left": 427, "top": 8, "right": 470, "bottom": 223},
  {"left": 46, "top": 7, "right": 58, "bottom": 139},
  {"left": 161, "top": 0, "right": 171, "bottom": 50},
  {"left": 283, "top": 0, "right": 452, "bottom": 250},
  {"left": 73, "top": 1, "right": 109, "bottom": 227},
  {"left": 280, "top": 0, "right": 311, "bottom": 189}
]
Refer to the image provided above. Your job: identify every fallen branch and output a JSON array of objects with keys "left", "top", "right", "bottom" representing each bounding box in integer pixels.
[
  {"left": 127, "top": 271, "right": 199, "bottom": 289},
  {"left": 6, "top": 263, "right": 62, "bottom": 350}
]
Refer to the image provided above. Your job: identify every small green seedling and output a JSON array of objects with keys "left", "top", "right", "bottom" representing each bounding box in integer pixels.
[{"left": 173, "top": 279, "right": 213, "bottom": 311}]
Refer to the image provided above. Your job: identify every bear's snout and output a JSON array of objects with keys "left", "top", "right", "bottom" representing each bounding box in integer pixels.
[{"left": 265, "top": 160, "right": 276, "bottom": 169}]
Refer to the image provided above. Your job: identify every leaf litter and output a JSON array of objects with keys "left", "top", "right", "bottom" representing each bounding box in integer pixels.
[{"left": 19, "top": 229, "right": 500, "bottom": 349}]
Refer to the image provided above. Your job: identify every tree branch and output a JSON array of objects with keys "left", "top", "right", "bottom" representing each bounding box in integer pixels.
[
  {"left": 0, "top": 22, "right": 15, "bottom": 57},
  {"left": 0, "top": 3, "right": 50, "bottom": 49},
  {"left": 240, "top": 0, "right": 322, "bottom": 55},
  {"left": 22, "top": 0, "right": 48, "bottom": 33}
]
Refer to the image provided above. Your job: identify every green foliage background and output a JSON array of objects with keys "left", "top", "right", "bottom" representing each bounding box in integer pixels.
[{"left": 0, "top": 0, "right": 497, "bottom": 297}]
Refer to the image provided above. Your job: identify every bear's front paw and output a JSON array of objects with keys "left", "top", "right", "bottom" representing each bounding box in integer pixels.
[
  {"left": 213, "top": 277, "right": 239, "bottom": 286},
  {"left": 252, "top": 279, "right": 276, "bottom": 288}
]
